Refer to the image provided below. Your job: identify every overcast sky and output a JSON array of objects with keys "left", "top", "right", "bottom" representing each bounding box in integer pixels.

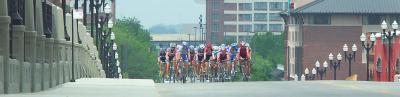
[{"left": 116, "top": 0, "right": 205, "bottom": 29}]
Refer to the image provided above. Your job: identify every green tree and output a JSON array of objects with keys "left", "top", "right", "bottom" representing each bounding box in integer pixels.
[
  {"left": 112, "top": 17, "right": 158, "bottom": 80},
  {"left": 250, "top": 32, "right": 285, "bottom": 81}
]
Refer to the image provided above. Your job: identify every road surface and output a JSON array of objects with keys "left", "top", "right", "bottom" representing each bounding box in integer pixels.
[
  {"left": 1, "top": 79, "right": 399, "bottom": 97},
  {"left": 156, "top": 81, "right": 400, "bottom": 97}
]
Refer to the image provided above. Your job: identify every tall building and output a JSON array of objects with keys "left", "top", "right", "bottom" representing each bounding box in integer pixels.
[{"left": 206, "top": 0, "right": 288, "bottom": 43}]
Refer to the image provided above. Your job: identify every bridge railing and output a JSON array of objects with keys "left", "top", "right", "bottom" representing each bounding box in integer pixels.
[{"left": 0, "top": 0, "right": 104, "bottom": 94}]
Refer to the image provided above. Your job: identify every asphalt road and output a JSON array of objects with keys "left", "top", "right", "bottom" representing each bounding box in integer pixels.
[
  {"left": 1, "top": 79, "right": 399, "bottom": 97},
  {"left": 156, "top": 81, "right": 400, "bottom": 97}
]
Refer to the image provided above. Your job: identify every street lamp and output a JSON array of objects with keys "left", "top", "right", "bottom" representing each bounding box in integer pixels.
[
  {"left": 360, "top": 33, "right": 376, "bottom": 81},
  {"left": 381, "top": 20, "right": 398, "bottom": 81},
  {"left": 343, "top": 44, "right": 357, "bottom": 77},
  {"left": 304, "top": 68, "right": 316, "bottom": 80},
  {"left": 315, "top": 61, "right": 328, "bottom": 80},
  {"left": 329, "top": 53, "right": 342, "bottom": 80},
  {"left": 111, "top": 32, "right": 115, "bottom": 40}
]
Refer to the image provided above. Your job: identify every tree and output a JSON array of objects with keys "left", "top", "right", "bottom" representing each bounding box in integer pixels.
[
  {"left": 112, "top": 17, "right": 158, "bottom": 80},
  {"left": 250, "top": 32, "right": 285, "bottom": 81}
]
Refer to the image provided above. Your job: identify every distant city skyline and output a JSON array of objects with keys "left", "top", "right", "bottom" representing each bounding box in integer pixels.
[{"left": 116, "top": 0, "right": 205, "bottom": 29}]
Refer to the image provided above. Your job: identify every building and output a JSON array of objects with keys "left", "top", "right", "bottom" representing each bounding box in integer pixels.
[
  {"left": 151, "top": 34, "right": 202, "bottom": 49},
  {"left": 282, "top": 0, "right": 400, "bottom": 81},
  {"left": 206, "top": 0, "right": 288, "bottom": 43}
]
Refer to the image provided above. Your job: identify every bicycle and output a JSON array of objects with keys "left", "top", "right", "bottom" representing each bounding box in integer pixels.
[
  {"left": 160, "top": 61, "right": 167, "bottom": 83},
  {"left": 239, "top": 58, "right": 251, "bottom": 81}
]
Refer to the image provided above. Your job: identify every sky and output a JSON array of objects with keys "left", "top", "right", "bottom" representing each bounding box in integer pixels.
[{"left": 116, "top": 0, "right": 206, "bottom": 29}]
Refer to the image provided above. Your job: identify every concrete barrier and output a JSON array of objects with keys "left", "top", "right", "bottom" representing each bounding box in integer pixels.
[
  {"left": 64, "top": 61, "right": 69, "bottom": 83},
  {"left": 33, "top": 63, "right": 42, "bottom": 92},
  {"left": 58, "top": 61, "right": 64, "bottom": 84},
  {"left": 0, "top": 56, "right": 4, "bottom": 93},
  {"left": 42, "top": 63, "right": 50, "bottom": 90},
  {"left": 7, "top": 59, "right": 21, "bottom": 93},
  {"left": 51, "top": 62, "right": 57, "bottom": 87},
  {"left": 21, "top": 62, "right": 32, "bottom": 93}
]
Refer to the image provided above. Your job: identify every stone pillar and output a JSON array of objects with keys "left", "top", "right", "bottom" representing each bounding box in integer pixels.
[
  {"left": 34, "top": 0, "right": 45, "bottom": 92},
  {"left": 51, "top": 5, "right": 60, "bottom": 87},
  {"left": 44, "top": 38, "right": 54, "bottom": 88},
  {"left": 8, "top": 25, "right": 25, "bottom": 93},
  {"left": 22, "top": 0, "right": 37, "bottom": 93},
  {"left": 0, "top": 0, "right": 11, "bottom": 94}
]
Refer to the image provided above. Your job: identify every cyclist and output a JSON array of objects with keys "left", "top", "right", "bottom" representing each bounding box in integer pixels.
[
  {"left": 158, "top": 48, "right": 167, "bottom": 76},
  {"left": 166, "top": 43, "right": 177, "bottom": 81},
  {"left": 196, "top": 44, "right": 205, "bottom": 77},
  {"left": 203, "top": 42, "right": 213, "bottom": 75},
  {"left": 238, "top": 41, "right": 251, "bottom": 80},
  {"left": 218, "top": 44, "right": 229, "bottom": 81},
  {"left": 229, "top": 43, "right": 239, "bottom": 68}
]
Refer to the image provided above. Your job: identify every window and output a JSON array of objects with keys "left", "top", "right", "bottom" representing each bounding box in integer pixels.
[
  {"left": 254, "top": 13, "right": 267, "bottom": 21},
  {"left": 224, "top": 3, "right": 237, "bottom": 10},
  {"left": 283, "top": 2, "right": 289, "bottom": 10},
  {"left": 239, "top": 14, "right": 252, "bottom": 21},
  {"left": 362, "top": 15, "right": 382, "bottom": 25},
  {"left": 239, "top": 25, "right": 252, "bottom": 32},
  {"left": 254, "top": 24, "right": 268, "bottom": 32},
  {"left": 310, "top": 15, "right": 331, "bottom": 24},
  {"left": 269, "top": 13, "right": 282, "bottom": 21},
  {"left": 224, "top": 14, "right": 237, "bottom": 21},
  {"left": 212, "top": 24, "right": 220, "bottom": 32},
  {"left": 224, "top": 25, "right": 237, "bottom": 32},
  {"left": 212, "top": 1, "right": 221, "bottom": 9},
  {"left": 270, "top": 2, "right": 283, "bottom": 11},
  {"left": 212, "top": 14, "right": 220, "bottom": 22},
  {"left": 269, "top": 24, "right": 283, "bottom": 31},
  {"left": 254, "top": 2, "right": 268, "bottom": 10},
  {"left": 239, "top": 3, "right": 252, "bottom": 11}
]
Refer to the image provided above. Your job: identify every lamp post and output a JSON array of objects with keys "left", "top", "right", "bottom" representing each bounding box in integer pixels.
[
  {"left": 343, "top": 44, "right": 357, "bottom": 76},
  {"left": 315, "top": 61, "right": 328, "bottom": 80},
  {"left": 381, "top": 20, "right": 398, "bottom": 81},
  {"left": 193, "top": 27, "right": 197, "bottom": 45},
  {"left": 329, "top": 53, "right": 342, "bottom": 80},
  {"left": 112, "top": 43, "right": 117, "bottom": 78},
  {"left": 304, "top": 68, "right": 316, "bottom": 80},
  {"left": 360, "top": 33, "right": 376, "bottom": 81}
]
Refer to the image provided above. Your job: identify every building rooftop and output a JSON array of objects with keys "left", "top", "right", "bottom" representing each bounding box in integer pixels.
[
  {"left": 294, "top": 0, "right": 400, "bottom": 14},
  {"left": 151, "top": 34, "right": 202, "bottom": 42}
]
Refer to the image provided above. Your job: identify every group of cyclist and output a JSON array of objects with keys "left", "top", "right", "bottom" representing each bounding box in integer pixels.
[{"left": 158, "top": 41, "right": 252, "bottom": 83}]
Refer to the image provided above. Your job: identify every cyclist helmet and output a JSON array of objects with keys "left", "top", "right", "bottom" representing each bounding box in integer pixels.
[
  {"left": 182, "top": 41, "right": 188, "bottom": 46},
  {"left": 240, "top": 41, "right": 246, "bottom": 46},
  {"left": 199, "top": 44, "right": 205, "bottom": 49},
  {"left": 189, "top": 45, "right": 194, "bottom": 49},
  {"left": 220, "top": 44, "right": 226, "bottom": 50},
  {"left": 170, "top": 43, "right": 177, "bottom": 48}
]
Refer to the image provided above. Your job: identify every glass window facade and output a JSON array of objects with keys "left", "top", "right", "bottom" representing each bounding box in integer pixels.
[
  {"left": 239, "top": 24, "right": 252, "bottom": 32},
  {"left": 269, "top": 24, "right": 283, "bottom": 31},
  {"left": 254, "top": 24, "right": 268, "bottom": 32},
  {"left": 310, "top": 15, "right": 331, "bottom": 24},
  {"left": 224, "top": 3, "right": 237, "bottom": 10},
  {"left": 254, "top": 2, "right": 268, "bottom": 10},
  {"left": 239, "top": 14, "right": 252, "bottom": 21},
  {"left": 212, "top": 24, "right": 220, "bottom": 32},
  {"left": 254, "top": 13, "right": 268, "bottom": 21},
  {"left": 224, "top": 14, "right": 237, "bottom": 21},
  {"left": 224, "top": 25, "right": 237, "bottom": 32},
  {"left": 270, "top": 2, "right": 283, "bottom": 11},
  {"left": 269, "top": 13, "right": 282, "bottom": 21},
  {"left": 239, "top": 3, "right": 252, "bottom": 11}
]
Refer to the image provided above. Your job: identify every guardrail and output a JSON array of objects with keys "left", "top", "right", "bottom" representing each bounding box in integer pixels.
[{"left": 0, "top": 0, "right": 104, "bottom": 94}]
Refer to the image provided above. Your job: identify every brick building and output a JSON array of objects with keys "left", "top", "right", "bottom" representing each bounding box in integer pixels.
[
  {"left": 206, "top": 0, "right": 287, "bottom": 43},
  {"left": 281, "top": 0, "right": 400, "bottom": 81}
]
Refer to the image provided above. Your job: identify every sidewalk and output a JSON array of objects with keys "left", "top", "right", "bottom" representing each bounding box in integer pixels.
[{"left": 0, "top": 78, "right": 160, "bottom": 97}]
